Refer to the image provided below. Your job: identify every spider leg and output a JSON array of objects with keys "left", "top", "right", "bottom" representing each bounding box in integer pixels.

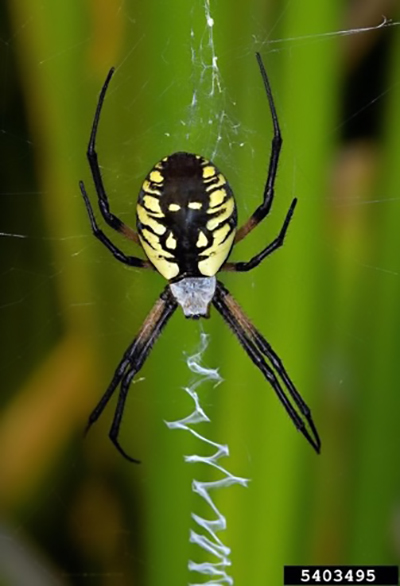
[
  {"left": 249, "top": 319, "right": 320, "bottom": 447},
  {"left": 213, "top": 281, "right": 320, "bottom": 453},
  {"left": 80, "top": 180, "right": 152, "bottom": 268},
  {"left": 234, "top": 52, "right": 282, "bottom": 244},
  {"left": 84, "top": 343, "right": 138, "bottom": 435},
  {"left": 223, "top": 198, "right": 297, "bottom": 272},
  {"left": 85, "top": 287, "right": 178, "bottom": 462},
  {"left": 85, "top": 67, "right": 140, "bottom": 244},
  {"left": 109, "top": 368, "right": 139, "bottom": 463}
]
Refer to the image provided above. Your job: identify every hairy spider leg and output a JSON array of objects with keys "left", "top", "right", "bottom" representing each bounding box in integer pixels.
[
  {"left": 213, "top": 281, "right": 320, "bottom": 454},
  {"left": 85, "top": 287, "right": 177, "bottom": 462}
]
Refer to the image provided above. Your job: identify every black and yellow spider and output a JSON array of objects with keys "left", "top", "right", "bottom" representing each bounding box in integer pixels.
[{"left": 79, "top": 53, "right": 320, "bottom": 462}]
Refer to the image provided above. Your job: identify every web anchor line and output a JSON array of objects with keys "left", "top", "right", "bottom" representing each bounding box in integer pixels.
[{"left": 165, "top": 333, "right": 249, "bottom": 586}]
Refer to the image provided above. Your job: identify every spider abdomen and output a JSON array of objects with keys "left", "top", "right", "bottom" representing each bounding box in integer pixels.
[{"left": 137, "top": 152, "right": 237, "bottom": 281}]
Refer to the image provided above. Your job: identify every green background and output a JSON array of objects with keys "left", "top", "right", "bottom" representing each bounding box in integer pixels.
[{"left": 1, "top": 1, "right": 399, "bottom": 585}]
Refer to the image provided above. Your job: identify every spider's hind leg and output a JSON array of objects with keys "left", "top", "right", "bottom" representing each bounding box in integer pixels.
[
  {"left": 85, "top": 287, "right": 178, "bottom": 463},
  {"left": 213, "top": 281, "right": 321, "bottom": 454},
  {"left": 109, "top": 368, "right": 140, "bottom": 463}
]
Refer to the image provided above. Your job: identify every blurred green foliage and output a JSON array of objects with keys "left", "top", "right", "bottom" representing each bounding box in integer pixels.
[{"left": 0, "top": 1, "right": 400, "bottom": 585}]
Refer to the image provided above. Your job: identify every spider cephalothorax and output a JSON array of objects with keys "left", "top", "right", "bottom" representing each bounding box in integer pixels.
[{"left": 79, "top": 53, "right": 321, "bottom": 462}]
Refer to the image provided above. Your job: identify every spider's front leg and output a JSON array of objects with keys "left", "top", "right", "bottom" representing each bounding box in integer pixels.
[
  {"left": 85, "top": 66, "right": 140, "bottom": 245},
  {"left": 234, "top": 52, "right": 282, "bottom": 244},
  {"left": 224, "top": 53, "right": 299, "bottom": 273}
]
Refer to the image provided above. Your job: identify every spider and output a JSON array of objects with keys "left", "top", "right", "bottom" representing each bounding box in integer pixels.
[{"left": 79, "top": 53, "right": 321, "bottom": 463}]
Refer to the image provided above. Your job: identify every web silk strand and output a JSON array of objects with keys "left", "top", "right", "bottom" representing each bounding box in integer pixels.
[{"left": 165, "top": 333, "right": 249, "bottom": 585}]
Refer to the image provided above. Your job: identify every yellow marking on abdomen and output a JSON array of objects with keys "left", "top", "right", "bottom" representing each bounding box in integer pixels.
[
  {"left": 205, "top": 173, "right": 226, "bottom": 191},
  {"left": 139, "top": 232, "right": 179, "bottom": 279},
  {"left": 196, "top": 231, "right": 208, "bottom": 248},
  {"left": 143, "top": 195, "right": 163, "bottom": 215},
  {"left": 149, "top": 170, "right": 163, "bottom": 183},
  {"left": 188, "top": 201, "right": 202, "bottom": 210},
  {"left": 209, "top": 188, "right": 227, "bottom": 208},
  {"left": 165, "top": 233, "right": 177, "bottom": 250},
  {"left": 142, "top": 179, "right": 162, "bottom": 196},
  {"left": 198, "top": 229, "right": 236, "bottom": 276},
  {"left": 203, "top": 165, "right": 216, "bottom": 179},
  {"left": 137, "top": 204, "right": 166, "bottom": 235},
  {"left": 168, "top": 203, "right": 181, "bottom": 212},
  {"left": 206, "top": 197, "right": 235, "bottom": 231},
  {"left": 212, "top": 223, "right": 231, "bottom": 247},
  {"left": 140, "top": 228, "right": 163, "bottom": 251}
]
